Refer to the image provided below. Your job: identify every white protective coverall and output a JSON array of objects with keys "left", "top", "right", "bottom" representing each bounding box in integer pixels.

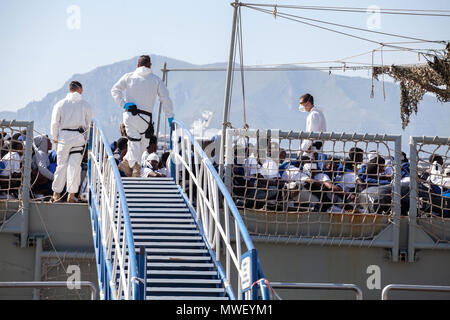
[
  {"left": 299, "top": 106, "right": 327, "bottom": 156},
  {"left": 32, "top": 135, "right": 53, "bottom": 180},
  {"left": 50, "top": 92, "right": 93, "bottom": 193},
  {"left": 111, "top": 66, "right": 174, "bottom": 168}
]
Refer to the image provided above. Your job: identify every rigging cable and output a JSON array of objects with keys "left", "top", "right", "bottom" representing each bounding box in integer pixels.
[
  {"left": 239, "top": 3, "right": 450, "bottom": 17},
  {"left": 243, "top": 5, "right": 446, "bottom": 55}
]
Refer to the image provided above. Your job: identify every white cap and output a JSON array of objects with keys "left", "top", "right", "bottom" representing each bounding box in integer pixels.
[
  {"left": 367, "top": 151, "right": 378, "bottom": 162},
  {"left": 147, "top": 153, "right": 160, "bottom": 162}
]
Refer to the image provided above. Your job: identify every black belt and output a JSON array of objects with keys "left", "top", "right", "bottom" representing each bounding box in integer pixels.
[
  {"left": 69, "top": 146, "right": 84, "bottom": 156},
  {"left": 63, "top": 128, "right": 84, "bottom": 134}
]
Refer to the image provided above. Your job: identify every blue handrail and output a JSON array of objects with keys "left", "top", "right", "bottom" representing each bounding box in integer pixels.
[
  {"left": 172, "top": 120, "right": 256, "bottom": 252},
  {"left": 90, "top": 119, "right": 139, "bottom": 299}
]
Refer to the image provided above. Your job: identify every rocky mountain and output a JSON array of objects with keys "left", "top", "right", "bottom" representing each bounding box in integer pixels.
[{"left": 1, "top": 54, "right": 449, "bottom": 151}]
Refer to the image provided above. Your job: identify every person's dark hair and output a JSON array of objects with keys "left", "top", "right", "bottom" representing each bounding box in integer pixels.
[
  {"left": 149, "top": 135, "right": 157, "bottom": 146},
  {"left": 69, "top": 81, "right": 83, "bottom": 92},
  {"left": 349, "top": 147, "right": 364, "bottom": 163},
  {"left": 138, "top": 55, "right": 152, "bottom": 68},
  {"left": 401, "top": 152, "right": 408, "bottom": 163},
  {"left": 429, "top": 154, "right": 443, "bottom": 166},
  {"left": 117, "top": 137, "right": 128, "bottom": 151},
  {"left": 369, "top": 155, "right": 385, "bottom": 165},
  {"left": 161, "top": 152, "right": 170, "bottom": 166},
  {"left": 11, "top": 141, "right": 23, "bottom": 151},
  {"left": 300, "top": 93, "right": 314, "bottom": 106}
]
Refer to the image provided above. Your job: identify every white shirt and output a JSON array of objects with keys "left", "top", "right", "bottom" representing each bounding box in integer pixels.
[
  {"left": 111, "top": 66, "right": 174, "bottom": 118},
  {"left": 259, "top": 159, "right": 279, "bottom": 179},
  {"left": 50, "top": 92, "right": 93, "bottom": 141},
  {"left": 335, "top": 172, "right": 357, "bottom": 192},
  {"left": 244, "top": 155, "right": 260, "bottom": 178},
  {"left": 300, "top": 106, "right": 327, "bottom": 153},
  {"left": 0, "top": 152, "right": 22, "bottom": 177},
  {"left": 281, "top": 165, "right": 310, "bottom": 186}
]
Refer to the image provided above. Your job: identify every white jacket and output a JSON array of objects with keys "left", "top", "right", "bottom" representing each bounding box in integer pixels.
[
  {"left": 111, "top": 66, "right": 174, "bottom": 118},
  {"left": 300, "top": 106, "right": 327, "bottom": 152},
  {"left": 50, "top": 92, "right": 93, "bottom": 142}
]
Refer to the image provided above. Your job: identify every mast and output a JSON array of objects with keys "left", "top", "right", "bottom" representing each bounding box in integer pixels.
[{"left": 219, "top": 0, "right": 240, "bottom": 178}]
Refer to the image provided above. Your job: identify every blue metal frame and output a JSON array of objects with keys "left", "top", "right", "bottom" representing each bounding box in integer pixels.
[
  {"left": 88, "top": 119, "right": 141, "bottom": 300},
  {"left": 170, "top": 120, "right": 268, "bottom": 300}
]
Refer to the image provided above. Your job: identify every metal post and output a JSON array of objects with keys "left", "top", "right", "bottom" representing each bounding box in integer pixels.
[
  {"left": 219, "top": 0, "right": 240, "bottom": 179},
  {"left": 33, "top": 237, "right": 43, "bottom": 300},
  {"left": 21, "top": 121, "right": 34, "bottom": 248},
  {"left": 136, "top": 246, "right": 147, "bottom": 300},
  {"left": 269, "top": 282, "right": 364, "bottom": 300},
  {"left": 408, "top": 137, "right": 418, "bottom": 262},
  {"left": 391, "top": 136, "right": 402, "bottom": 262},
  {"left": 156, "top": 62, "right": 168, "bottom": 143},
  {"left": 382, "top": 284, "right": 450, "bottom": 300}
]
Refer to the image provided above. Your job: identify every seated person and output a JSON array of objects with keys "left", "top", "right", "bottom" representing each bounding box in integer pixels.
[
  {"left": 0, "top": 140, "right": 24, "bottom": 195},
  {"left": 141, "top": 135, "right": 157, "bottom": 167},
  {"left": 141, "top": 153, "right": 165, "bottom": 178},
  {"left": 31, "top": 135, "right": 54, "bottom": 196},
  {"left": 358, "top": 155, "right": 391, "bottom": 188},
  {"left": 158, "top": 152, "right": 171, "bottom": 177},
  {"left": 114, "top": 137, "right": 128, "bottom": 163}
]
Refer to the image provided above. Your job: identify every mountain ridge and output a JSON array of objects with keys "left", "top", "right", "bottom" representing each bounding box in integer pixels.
[{"left": 0, "top": 54, "right": 449, "bottom": 150}]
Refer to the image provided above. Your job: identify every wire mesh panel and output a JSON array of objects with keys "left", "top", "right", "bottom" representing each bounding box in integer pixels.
[
  {"left": 409, "top": 136, "right": 450, "bottom": 255},
  {"left": 40, "top": 256, "right": 97, "bottom": 300},
  {"left": 225, "top": 129, "right": 402, "bottom": 254},
  {"left": 0, "top": 120, "right": 33, "bottom": 246}
]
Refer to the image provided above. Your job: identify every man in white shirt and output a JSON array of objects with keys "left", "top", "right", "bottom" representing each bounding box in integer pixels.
[
  {"left": 298, "top": 93, "right": 327, "bottom": 157},
  {"left": 111, "top": 55, "right": 174, "bottom": 177},
  {"left": 50, "top": 81, "right": 93, "bottom": 203}
]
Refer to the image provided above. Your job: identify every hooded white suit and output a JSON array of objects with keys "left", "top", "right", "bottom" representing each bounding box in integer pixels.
[
  {"left": 32, "top": 135, "right": 53, "bottom": 180},
  {"left": 111, "top": 66, "right": 174, "bottom": 168},
  {"left": 50, "top": 92, "right": 93, "bottom": 194}
]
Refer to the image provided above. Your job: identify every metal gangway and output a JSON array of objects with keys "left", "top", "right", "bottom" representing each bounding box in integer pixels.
[{"left": 87, "top": 119, "right": 269, "bottom": 300}]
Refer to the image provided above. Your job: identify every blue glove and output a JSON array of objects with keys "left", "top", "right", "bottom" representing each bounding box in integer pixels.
[
  {"left": 123, "top": 102, "right": 136, "bottom": 111},
  {"left": 168, "top": 117, "right": 174, "bottom": 129}
]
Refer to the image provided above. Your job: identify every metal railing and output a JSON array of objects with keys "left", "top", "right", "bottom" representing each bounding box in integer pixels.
[
  {"left": 224, "top": 128, "right": 402, "bottom": 261},
  {"left": 88, "top": 119, "right": 141, "bottom": 300},
  {"left": 409, "top": 136, "right": 450, "bottom": 262},
  {"left": 171, "top": 120, "right": 268, "bottom": 300},
  {"left": 0, "top": 281, "right": 98, "bottom": 300},
  {"left": 269, "top": 282, "right": 363, "bottom": 300},
  {"left": 0, "top": 120, "right": 33, "bottom": 248},
  {"left": 382, "top": 284, "right": 450, "bottom": 300}
]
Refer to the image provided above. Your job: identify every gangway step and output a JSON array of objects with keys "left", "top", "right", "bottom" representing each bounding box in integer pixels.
[
  {"left": 147, "top": 287, "right": 225, "bottom": 293},
  {"left": 147, "top": 296, "right": 229, "bottom": 300},
  {"left": 148, "top": 263, "right": 214, "bottom": 268},
  {"left": 147, "top": 256, "right": 211, "bottom": 262},
  {"left": 147, "top": 278, "right": 221, "bottom": 285},
  {"left": 147, "top": 270, "right": 217, "bottom": 276},
  {"left": 128, "top": 224, "right": 197, "bottom": 229},
  {"left": 128, "top": 208, "right": 190, "bottom": 213},
  {"left": 129, "top": 214, "right": 193, "bottom": 220}
]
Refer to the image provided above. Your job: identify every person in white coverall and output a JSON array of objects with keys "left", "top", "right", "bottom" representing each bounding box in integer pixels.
[
  {"left": 298, "top": 93, "right": 327, "bottom": 157},
  {"left": 50, "top": 81, "right": 93, "bottom": 203},
  {"left": 111, "top": 55, "right": 174, "bottom": 177}
]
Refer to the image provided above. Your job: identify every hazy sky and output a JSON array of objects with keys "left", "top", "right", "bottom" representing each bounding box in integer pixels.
[{"left": 0, "top": 0, "right": 449, "bottom": 111}]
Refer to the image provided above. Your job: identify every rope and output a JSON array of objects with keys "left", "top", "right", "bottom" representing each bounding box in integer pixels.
[
  {"left": 237, "top": 6, "right": 249, "bottom": 130},
  {"left": 244, "top": 5, "right": 446, "bottom": 55},
  {"left": 239, "top": 3, "right": 450, "bottom": 17}
]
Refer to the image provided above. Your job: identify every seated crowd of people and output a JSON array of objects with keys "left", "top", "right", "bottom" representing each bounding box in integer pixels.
[
  {"left": 0, "top": 128, "right": 90, "bottom": 201},
  {"left": 230, "top": 140, "right": 450, "bottom": 216},
  {"left": 111, "top": 134, "right": 170, "bottom": 179}
]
